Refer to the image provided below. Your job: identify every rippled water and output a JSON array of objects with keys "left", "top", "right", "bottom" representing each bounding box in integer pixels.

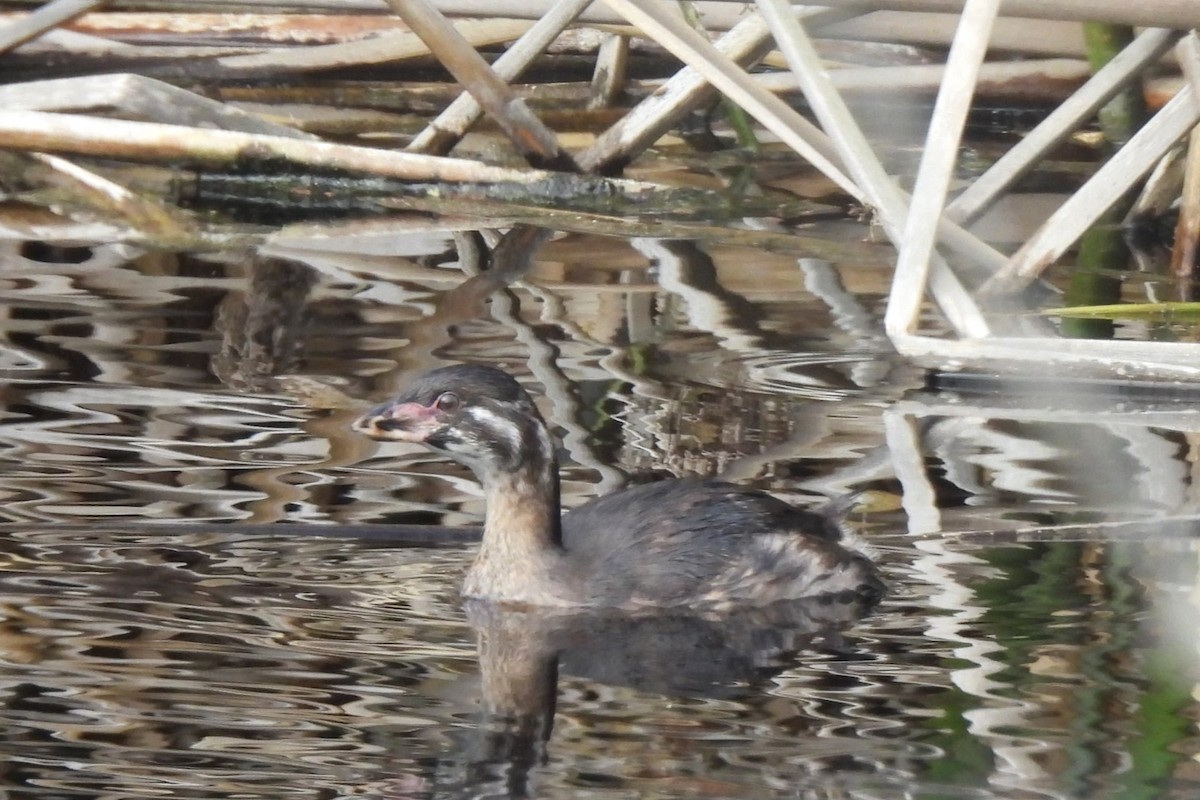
[{"left": 1, "top": 232, "right": 1199, "bottom": 799}]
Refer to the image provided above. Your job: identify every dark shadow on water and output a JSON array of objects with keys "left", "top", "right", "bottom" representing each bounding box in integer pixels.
[{"left": 0, "top": 519, "right": 483, "bottom": 545}]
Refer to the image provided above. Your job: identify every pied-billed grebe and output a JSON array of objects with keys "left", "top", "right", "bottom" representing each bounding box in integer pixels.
[{"left": 353, "top": 364, "right": 883, "bottom": 610}]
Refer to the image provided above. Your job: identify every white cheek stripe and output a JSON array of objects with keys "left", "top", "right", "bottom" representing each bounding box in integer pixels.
[
  {"left": 533, "top": 425, "right": 553, "bottom": 461},
  {"left": 466, "top": 406, "right": 522, "bottom": 454}
]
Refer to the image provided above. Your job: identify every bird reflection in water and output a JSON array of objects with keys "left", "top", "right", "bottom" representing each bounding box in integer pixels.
[{"left": 435, "top": 595, "right": 877, "bottom": 799}]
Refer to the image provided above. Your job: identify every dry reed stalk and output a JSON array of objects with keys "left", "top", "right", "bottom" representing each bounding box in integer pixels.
[
  {"left": 0, "top": 109, "right": 567, "bottom": 183},
  {"left": 214, "top": 17, "right": 531, "bottom": 73},
  {"left": 0, "top": 0, "right": 103, "bottom": 53},
  {"left": 1169, "top": 125, "right": 1200, "bottom": 293},
  {"left": 408, "top": 0, "right": 593, "bottom": 156},
  {"left": 385, "top": 0, "right": 576, "bottom": 170}
]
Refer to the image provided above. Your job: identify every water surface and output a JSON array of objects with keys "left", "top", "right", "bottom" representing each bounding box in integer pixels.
[{"left": 0, "top": 231, "right": 1198, "bottom": 799}]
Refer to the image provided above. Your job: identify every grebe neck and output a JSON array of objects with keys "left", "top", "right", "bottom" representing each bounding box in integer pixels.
[
  {"left": 466, "top": 459, "right": 571, "bottom": 605},
  {"left": 478, "top": 464, "right": 564, "bottom": 552}
]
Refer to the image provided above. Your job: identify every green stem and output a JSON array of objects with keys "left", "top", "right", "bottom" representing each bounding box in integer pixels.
[{"left": 1083, "top": 23, "right": 1145, "bottom": 147}]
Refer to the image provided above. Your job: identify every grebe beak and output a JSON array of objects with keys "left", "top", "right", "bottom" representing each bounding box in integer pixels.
[{"left": 352, "top": 401, "right": 440, "bottom": 443}]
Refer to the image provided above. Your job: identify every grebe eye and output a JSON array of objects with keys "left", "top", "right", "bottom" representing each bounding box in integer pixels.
[{"left": 434, "top": 392, "right": 460, "bottom": 412}]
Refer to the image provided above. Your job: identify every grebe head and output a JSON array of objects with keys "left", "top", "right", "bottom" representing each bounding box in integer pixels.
[{"left": 353, "top": 364, "right": 555, "bottom": 483}]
